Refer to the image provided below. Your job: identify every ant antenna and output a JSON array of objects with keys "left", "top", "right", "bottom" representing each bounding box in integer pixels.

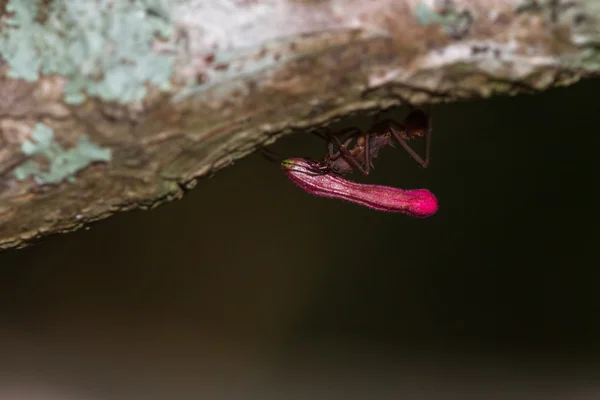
[{"left": 261, "top": 147, "right": 285, "bottom": 164}]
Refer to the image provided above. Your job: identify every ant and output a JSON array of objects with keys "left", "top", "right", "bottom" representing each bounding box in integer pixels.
[
  {"left": 310, "top": 108, "right": 431, "bottom": 176},
  {"left": 262, "top": 108, "right": 431, "bottom": 176}
]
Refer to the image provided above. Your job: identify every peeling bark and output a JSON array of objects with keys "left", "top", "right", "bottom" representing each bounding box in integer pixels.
[{"left": 0, "top": 0, "right": 599, "bottom": 250}]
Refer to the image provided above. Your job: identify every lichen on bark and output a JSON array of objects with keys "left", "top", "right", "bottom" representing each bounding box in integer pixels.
[{"left": 0, "top": 0, "right": 599, "bottom": 250}]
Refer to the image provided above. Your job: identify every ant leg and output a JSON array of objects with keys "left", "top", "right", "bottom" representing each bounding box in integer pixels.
[
  {"left": 312, "top": 127, "right": 360, "bottom": 160},
  {"left": 327, "top": 127, "right": 363, "bottom": 154},
  {"left": 334, "top": 127, "right": 373, "bottom": 174},
  {"left": 310, "top": 127, "right": 343, "bottom": 159},
  {"left": 335, "top": 133, "right": 372, "bottom": 175},
  {"left": 328, "top": 136, "right": 353, "bottom": 160},
  {"left": 330, "top": 135, "right": 369, "bottom": 175},
  {"left": 404, "top": 105, "right": 432, "bottom": 168},
  {"left": 308, "top": 126, "right": 369, "bottom": 174},
  {"left": 384, "top": 118, "right": 429, "bottom": 168},
  {"left": 363, "top": 132, "right": 372, "bottom": 174},
  {"left": 388, "top": 126, "right": 429, "bottom": 168},
  {"left": 328, "top": 140, "right": 336, "bottom": 156},
  {"left": 423, "top": 110, "right": 432, "bottom": 168}
]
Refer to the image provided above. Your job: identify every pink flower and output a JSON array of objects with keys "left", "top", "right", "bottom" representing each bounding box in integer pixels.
[{"left": 282, "top": 158, "right": 438, "bottom": 218}]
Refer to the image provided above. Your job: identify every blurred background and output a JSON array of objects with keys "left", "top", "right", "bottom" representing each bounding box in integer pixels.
[{"left": 0, "top": 79, "right": 599, "bottom": 399}]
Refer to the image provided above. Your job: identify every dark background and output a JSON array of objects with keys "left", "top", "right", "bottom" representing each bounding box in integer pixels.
[{"left": 0, "top": 80, "right": 599, "bottom": 399}]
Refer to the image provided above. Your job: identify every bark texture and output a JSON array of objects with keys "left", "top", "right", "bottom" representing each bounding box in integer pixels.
[{"left": 0, "top": 0, "right": 599, "bottom": 250}]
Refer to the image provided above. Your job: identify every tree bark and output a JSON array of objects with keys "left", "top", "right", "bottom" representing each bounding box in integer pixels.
[{"left": 0, "top": 0, "right": 599, "bottom": 250}]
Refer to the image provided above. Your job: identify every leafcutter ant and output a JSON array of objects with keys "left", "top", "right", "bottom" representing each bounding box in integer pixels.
[{"left": 310, "top": 108, "right": 431, "bottom": 176}]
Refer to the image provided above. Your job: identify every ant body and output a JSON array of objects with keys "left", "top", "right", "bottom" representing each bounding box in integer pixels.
[{"left": 312, "top": 109, "right": 431, "bottom": 176}]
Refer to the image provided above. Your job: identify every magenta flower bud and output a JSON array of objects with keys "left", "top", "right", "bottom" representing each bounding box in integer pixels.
[{"left": 282, "top": 158, "right": 438, "bottom": 218}]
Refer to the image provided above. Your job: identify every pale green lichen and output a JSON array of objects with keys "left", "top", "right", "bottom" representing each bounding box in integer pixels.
[
  {"left": 14, "top": 123, "right": 112, "bottom": 184},
  {"left": 414, "top": 3, "right": 447, "bottom": 26},
  {"left": 0, "top": 0, "right": 175, "bottom": 104},
  {"left": 414, "top": 3, "right": 472, "bottom": 38}
]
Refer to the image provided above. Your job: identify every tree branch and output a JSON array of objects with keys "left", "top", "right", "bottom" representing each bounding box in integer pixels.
[{"left": 0, "top": 0, "right": 599, "bottom": 250}]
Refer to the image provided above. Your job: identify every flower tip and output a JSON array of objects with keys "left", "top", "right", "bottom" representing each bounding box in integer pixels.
[{"left": 410, "top": 189, "right": 438, "bottom": 218}]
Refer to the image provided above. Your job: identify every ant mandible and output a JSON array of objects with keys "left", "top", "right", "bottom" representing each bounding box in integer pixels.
[{"left": 311, "top": 108, "right": 431, "bottom": 176}]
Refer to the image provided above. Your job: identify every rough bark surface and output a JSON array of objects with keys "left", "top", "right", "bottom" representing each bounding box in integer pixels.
[{"left": 0, "top": 0, "right": 599, "bottom": 250}]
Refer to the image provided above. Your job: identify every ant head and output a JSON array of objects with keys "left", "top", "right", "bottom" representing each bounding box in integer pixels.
[{"left": 404, "top": 109, "right": 429, "bottom": 139}]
